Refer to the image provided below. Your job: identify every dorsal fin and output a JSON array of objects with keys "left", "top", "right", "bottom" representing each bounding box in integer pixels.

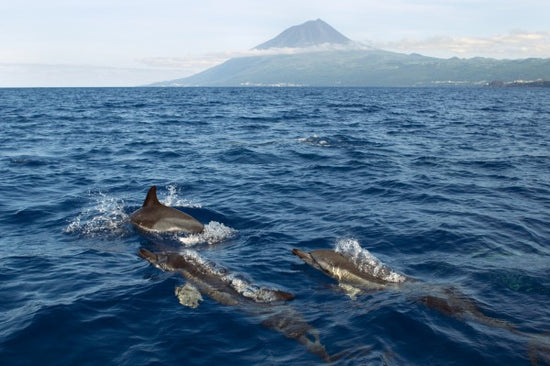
[{"left": 143, "top": 186, "right": 161, "bottom": 207}]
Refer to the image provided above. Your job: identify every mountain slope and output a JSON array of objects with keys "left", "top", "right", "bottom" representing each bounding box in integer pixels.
[
  {"left": 152, "top": 50, "right": 550, "bottom": 87},
  {"left": 150, "top": 20, "right": 550, "bottom": 87},
  {"left": 254, "top": 19, "right": 351, "bottom": 49}
]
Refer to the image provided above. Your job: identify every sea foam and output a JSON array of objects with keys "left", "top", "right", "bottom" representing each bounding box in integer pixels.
[
  {"left": 177, "top": 249, "right": 290, "bottom": 303},
  {"left": 177, "top": 221, "right": 237, "bottom": 246},
  {"left": 64, "top": 191, "right": 131, "bottom": 238},
  {"left": 335, "top": 238, "right": 407, "bottom": 283}
]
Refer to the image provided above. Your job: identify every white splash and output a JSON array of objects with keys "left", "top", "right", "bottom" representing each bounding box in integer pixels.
[
  {"left": 177, "top": 249, "right": 288, "bottom": 303},
  {"left": 64, "top": 191, "right": 131, "bottom": 238},
  {"left": 298, "top": 134, "right": 331, "bottom": 147},
  {"left": 178, "top": 221, "right": 237, "bottom": 246},
  {"left": 225, "top": 275, "right": 287, "bottom": 303},
  {"left": 162, "top": 184, "right": 202, "bottom": 208},
  {"left": 178, "top": 249, "right": 210, "bottom": 266},
  {"left": 335, "top": 238, "right": 407, "bottom": 283}
]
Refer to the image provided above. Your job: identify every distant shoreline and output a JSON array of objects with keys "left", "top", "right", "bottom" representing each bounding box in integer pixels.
[
  {"left": 2, "top": 81, "right": 550, "bottom": 89},
  {"left": 486, "top": 80, "right": 550, "bottom": 88}
]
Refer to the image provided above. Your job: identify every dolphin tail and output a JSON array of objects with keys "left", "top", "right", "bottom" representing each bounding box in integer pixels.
[{"left": 261, "top": 309, "right": 332, "bottom": 363}]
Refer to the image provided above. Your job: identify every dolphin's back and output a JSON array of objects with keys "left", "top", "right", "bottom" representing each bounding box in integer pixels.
[
  {"left": 310, "top": 250, "right": 391, "bottom": 287},
  {"left": 132, "top": 205, "right": 204, "bottom": 233},
  {"left": 293, "top": 248, "right": 408, "bottom": 289},
  {"left": 130, "top": 186, "right": 204, "bottom": 234},
  {"left": 140, "top": 249, "right": 243, "bottom": 305}
]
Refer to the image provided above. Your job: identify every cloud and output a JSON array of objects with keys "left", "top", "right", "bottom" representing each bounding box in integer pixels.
[
  {"left": 375, "top": 30, "right": 550, "bottom": 59},
  {"left": 139, "top": 54, "right": 230, "bottom": 72},
  {"left": 138, "top": 42, "right": 372, "bottom": 71}
]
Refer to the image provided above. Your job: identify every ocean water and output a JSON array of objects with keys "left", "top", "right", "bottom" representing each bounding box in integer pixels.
[{"left": 0, "top": 87, "right": 548, "bottom": 365}]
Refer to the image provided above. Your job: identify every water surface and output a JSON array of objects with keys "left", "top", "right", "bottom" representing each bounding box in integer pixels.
[{"left": 0, "top": 87, "right": 548, "bottom": 365}]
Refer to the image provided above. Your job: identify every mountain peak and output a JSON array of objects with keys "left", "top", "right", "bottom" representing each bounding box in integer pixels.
[{"left": 254, "top": 19, "right": 351, "bottom": 50}]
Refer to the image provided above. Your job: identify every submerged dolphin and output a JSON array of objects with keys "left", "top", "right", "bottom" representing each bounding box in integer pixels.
[
  {"left": 139, "top": 248, "right": 293, "bottom": 305},
  {"left": 292, "top": 248, "right": 514, "bottom": 331},
  {"left": 139, "top": 248, "right": 335, "bottom": 362},
  {"left": 130, "top": 186, "right": 204, "bottom": 234}
]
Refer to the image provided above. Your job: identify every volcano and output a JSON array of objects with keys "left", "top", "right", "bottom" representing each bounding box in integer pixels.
[{"left": 253, "top": 19, "right": 351, "bottom": 49}]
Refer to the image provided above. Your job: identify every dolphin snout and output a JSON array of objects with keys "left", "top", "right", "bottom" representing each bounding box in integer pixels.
[
  {"left": 292, "top": 248, "right": 307, "bottom": 258},
  {"left": 292, "top": 249, "right": 317, "bottom": 267},
  {"left": 139, "top": 248, "right": 158, "bottom": 263},
  {"left": 274, "top": 290, "right": 295, "bottom": 301}
]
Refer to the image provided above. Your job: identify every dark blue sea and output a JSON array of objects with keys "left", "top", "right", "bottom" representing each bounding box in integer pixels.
[{"left": 0, "top": 87, "right": 549, "bottom": 365}]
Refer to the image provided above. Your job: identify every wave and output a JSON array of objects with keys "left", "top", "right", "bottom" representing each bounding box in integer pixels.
[
  {"left": 4, "top": 87, "right": 549, "bottom": 365},
  {"left": 298, "top": 134, "right": 332, "bottom": 147},
  {"left": 161, "top": 184, "right": 202, "bottom": 208},
  {"left": 177, "top": 221, "right": 237, "bottom": 246},
  {"left": 64, "top": 191, "right": 131, "bottom": 238}
]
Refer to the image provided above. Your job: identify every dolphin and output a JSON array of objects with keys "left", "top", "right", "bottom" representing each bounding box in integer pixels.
[
  {"left": 416, "top": 287, "right": 515, "bottom": 331},
  {"left": 130, "top": 186, "right": 204, "bottom": 234},
  {"left": 292, "top": 248, "right": 515, "bottom": 331},
  {"left": 139, "top": 248, "right": 338, "bottom": 362},
  {"left": 292, "top": 248, "right": 410, "bottom": 291},
  {"left": 139, "top": 248, "right": 293, "bottom": 305}
]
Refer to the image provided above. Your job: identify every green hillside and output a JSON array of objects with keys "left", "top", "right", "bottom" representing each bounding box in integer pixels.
[{"left": 152, "top": 49, "right": 550, "bottom": 87}]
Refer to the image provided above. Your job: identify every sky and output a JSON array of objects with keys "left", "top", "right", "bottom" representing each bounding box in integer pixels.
[{"left": 1, "top": 0, "right": 549, "bottom": 87}]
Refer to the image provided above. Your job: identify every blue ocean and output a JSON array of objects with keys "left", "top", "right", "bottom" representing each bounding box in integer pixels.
[{"left": 0, "top": 87, "right": 548, "bottom": 365}]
